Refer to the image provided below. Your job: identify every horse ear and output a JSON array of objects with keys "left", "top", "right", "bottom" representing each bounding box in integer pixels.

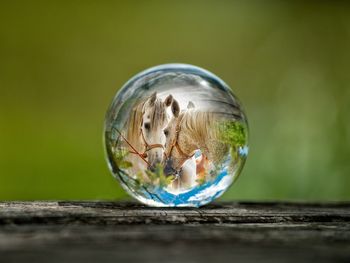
[
  {"left": 172, "top": 99, "right": 180, "bottom": 117},
  {"left": 164, "top": 94, "right": 173, "bottom": 107},
  {"left": 187, "top": 101, "right": 195, "bottom": 109},
  {"left": 148, "top": 92, "right": 157, "bottom": 105}
]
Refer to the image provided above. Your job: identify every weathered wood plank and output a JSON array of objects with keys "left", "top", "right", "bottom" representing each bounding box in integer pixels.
[
  {"left": 1, "top": 201, "right": 349, "bottom": 225},
  {"left": 0, "top": 201, "right": 349, "bottom": 263}
]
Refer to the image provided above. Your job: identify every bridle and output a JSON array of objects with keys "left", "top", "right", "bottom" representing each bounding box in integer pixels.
[
  {"left": 115, "top": 118, "right": 165, "bottom": 167},
  {"left": 137, "top": 126, "right": 164, "bottom": 159},
  {"left": 164, "top": 113, "right": 195, "bottom": 167}
]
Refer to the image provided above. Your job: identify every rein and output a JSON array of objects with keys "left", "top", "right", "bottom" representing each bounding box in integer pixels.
[
  {"left": 115, "top": 125, "right": 165, "bottom": 167},
  {"left": 114, "top": 128, "right": 151, "bottom": 166}
]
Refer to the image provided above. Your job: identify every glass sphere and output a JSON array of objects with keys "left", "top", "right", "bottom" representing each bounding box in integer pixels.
[{"left": 104, "top": 64, "right": 248, "bottom": 207}]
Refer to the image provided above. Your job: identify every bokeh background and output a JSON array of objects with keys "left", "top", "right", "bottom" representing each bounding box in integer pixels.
[{"left": 1, "top": 1, "right": 349, "bottom": 201}]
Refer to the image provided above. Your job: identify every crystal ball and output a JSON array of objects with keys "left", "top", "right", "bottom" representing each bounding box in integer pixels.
[{"left": 104, "top": 64, "right": 248, "bottom": 207}]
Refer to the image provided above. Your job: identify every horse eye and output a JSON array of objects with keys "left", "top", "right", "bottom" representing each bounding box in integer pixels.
[
  {"left": 144, "top": 123, "right": 150, "bottom": 130},
  {"left": 164, "top": 130, "right": 168, "bottom": 136}
]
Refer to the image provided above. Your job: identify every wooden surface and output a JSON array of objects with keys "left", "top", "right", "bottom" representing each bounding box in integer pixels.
[{"left": 0, "top": 201, "right": 349, "bottom": 262}]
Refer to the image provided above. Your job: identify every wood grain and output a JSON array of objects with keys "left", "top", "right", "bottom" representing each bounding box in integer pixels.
[{"left": 0, "top": 201, "right": 349, "bottom": 263}]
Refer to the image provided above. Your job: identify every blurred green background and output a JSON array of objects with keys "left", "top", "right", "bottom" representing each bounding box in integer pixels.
[{"left": 0, "top": 1, "right": 349, "bottom": 201}]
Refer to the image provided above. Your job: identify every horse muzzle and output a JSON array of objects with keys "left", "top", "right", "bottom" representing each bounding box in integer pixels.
[{"left": 163, "top": 159, "right": 179, "bottom": 177}]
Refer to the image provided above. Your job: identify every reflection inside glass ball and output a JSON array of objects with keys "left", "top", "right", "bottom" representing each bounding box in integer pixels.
[{"left": 104, "top": 64, "right": 248, "bottom": 207}]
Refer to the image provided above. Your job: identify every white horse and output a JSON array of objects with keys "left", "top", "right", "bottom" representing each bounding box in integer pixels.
[
  {"left": 123, "top": 92, "right": 173, "bottom": 178},
  {"left": 162, "top": 102, "right": 199, "bottom": 191},
  {"left": 122, "top": 92, "right": 196, "bottom": 190},
  {"left": 163, "top": 102, "right": 229, "bottom": 182}
]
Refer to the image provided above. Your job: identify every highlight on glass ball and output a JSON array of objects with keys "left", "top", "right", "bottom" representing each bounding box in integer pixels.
[{"left": 104, "top": 64, "right": 248, "bottom": 207}]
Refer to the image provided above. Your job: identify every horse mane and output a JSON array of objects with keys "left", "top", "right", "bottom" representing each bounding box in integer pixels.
[
  {"left": 180, "top": 110, "right": 238, "bottom": 146},
  {"left": 149, "top": 99, "right": 168, "bottom": 132},
  {"left": 126, "top": 101, "right": 145, "bottom": 152},
  {"left": 180, "top": 110, "right": 216, "bottom": 147},
  {"left": 179, "top": 110, "right": 234, "bottom": 164}
]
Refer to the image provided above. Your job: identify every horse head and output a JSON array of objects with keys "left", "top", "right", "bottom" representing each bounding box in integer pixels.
[
  {"left": 140, "top": 92, "right": 179, "bottom": 171},
  {"left": 163, "top": 101, "right": 196, "bottom": 176}
]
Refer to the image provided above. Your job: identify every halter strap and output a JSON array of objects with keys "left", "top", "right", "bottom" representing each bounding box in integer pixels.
[
  {"left": 140, "top": 128, "right": 164, "bottom": 152},
  {"left": 165, "top": 114, "right": 195, "bottom": 164}
]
